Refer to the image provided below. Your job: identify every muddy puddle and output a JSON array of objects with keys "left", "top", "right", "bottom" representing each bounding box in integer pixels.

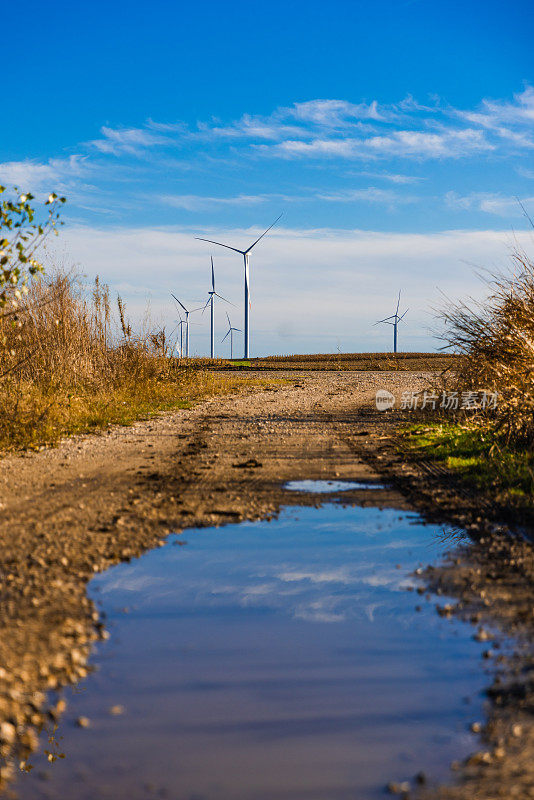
[{"left": 16, "top": 495, "right": 493, "bottom": 800}]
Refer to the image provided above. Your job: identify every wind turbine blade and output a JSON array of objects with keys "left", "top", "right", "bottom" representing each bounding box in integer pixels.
[
  {"left": 399, "top": 308, "right": 409, "bottom": 320},
  {"left": 196, "top": 237, "right": 244, "bottom": 255},
  {"left": 190, "top": 306, "right": 205, "bottom": 313},
  {"left": 245, "top": 213, "right": 283, "bottom": 254},
  {"left": 211, "top": 256, "right": 215, "bottom": 291},
  {"left": 214, "top": 292, "right": 235, "bottom": 305},
  {"left": 221, "top": 330, "right": 230, "bottom": 342},
  {"left": 226, "top": 311, "right": 231, "bottom": 327},
  {"left": 171, "top": 293, "right": 188, "bottom": 313},
  {"left": 233, "top": 328, "right": 242, "bottom": 332},
  {"left": 396, "top": 291, "right": 401, "bottom": 316},
  {"left": 374, "top": 315, "right": 396, "bottom": 324},
  {"left": 201, "top": 297, "right": 211, "bottom": 315}
]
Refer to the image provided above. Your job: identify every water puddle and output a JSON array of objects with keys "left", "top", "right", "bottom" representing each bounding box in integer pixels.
[
  {"left": 17, "top": 504, "right": 489, "bottom": 800},
  {"left": 285, "top": 479, "right": 387, "bottom": 492}
]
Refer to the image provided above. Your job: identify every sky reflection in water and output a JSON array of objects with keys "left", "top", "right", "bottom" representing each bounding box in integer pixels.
[{"left": 18, "top": 503, "right": 487, "bottom": 800}]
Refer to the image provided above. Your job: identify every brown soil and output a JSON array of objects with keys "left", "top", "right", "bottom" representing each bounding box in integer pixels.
[{"left": 0, "top": 370, "right": 533, "bottom": 799}]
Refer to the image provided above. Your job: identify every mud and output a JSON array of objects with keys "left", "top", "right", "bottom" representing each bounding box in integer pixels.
[{"left": 0, "top": 370, "right": 533, "bottom": 799}]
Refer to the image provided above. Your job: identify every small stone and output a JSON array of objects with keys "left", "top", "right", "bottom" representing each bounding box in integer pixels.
[
  {"left": 109, "top": 705, "right": 125, "bottom": 716},
  {"left": 76, "top": 716, "right": 90, "bottom": 729},
  {"left": 470, "top": 722, "right": 482, "bottom": 733},
  {"left": 0, "top": 722, "right": 16, "bottom": 744},
  {"left": 512, "top": 724, "right": 523, "bottom": 737},
  {"left": 386, "top": 782, "right": 410, "bottom": 795}
]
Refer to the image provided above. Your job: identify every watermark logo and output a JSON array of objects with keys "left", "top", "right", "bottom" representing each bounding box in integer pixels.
[
  {"left": 400, "top": 389, "right": 498, "bottom": 411},
  {"left": 375, "top": 389, "right": 395, "bottom": 411},
  {"left": 375, "top": 388, "right": 498, "bottom": 411}
]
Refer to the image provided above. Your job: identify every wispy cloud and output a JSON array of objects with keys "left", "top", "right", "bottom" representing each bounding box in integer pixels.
[
  {"left": 315, "top": 187, "right": 418, "bottom": 207},
  {"left": 288, "top": 98, "right": 387, "bottom": 125},
  {"left": 357, "top": 171, "right": 424, "bottom": 184},
  {"left": 159, "top": 187, "right": 419, "bottom": 210},
  {"left": 445, "top": 191, "right": 534, "bottom": 216},
  {"left": 75, "top": 87, "right": 534, "bottom": 168},
  {"left": 0, "top": 155, "right": 87, "bottom": 191},
  {"left": 159, "top": 193, "right": 269, "bottom": 211},
  {"left": 257, "top": 128, "right": 493, "bottom": 160},
  {"left": 89, "top": 125, "right": 172, "bottom": 155}
]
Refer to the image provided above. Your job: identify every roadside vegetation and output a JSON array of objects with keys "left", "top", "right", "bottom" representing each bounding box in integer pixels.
[
  {"left": 0, "top": 189, "right": 261, "bottom": 452},
  {"left": 403, "top": 246, "right": 534, "bottom": 518}
]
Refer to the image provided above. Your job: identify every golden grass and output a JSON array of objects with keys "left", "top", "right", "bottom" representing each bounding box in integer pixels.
[
  {"left": 0, "top": 272, "right": 260, "bottom": 451},
  {"left": 440, "top": 247, "right": 534, "bottom": 444}
]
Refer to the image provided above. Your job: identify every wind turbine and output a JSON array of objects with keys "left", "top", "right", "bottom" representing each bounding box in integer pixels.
[
  {"left": 171, "top": 294, "right": 203, "bottom": 358},
  {"left": 196, "top": 213, "right": 282, "bottom": 359},
  {"left": 169, "top": 308, "right": 187, "bottom": 358},
  {"left": 175, "top": 315, "right": 187, "bottom": 358},
  {"left": 202, "top": 257, "right": 232, "bottom": 358},
  {"left": 374, "top": 291, "right": 408, "bottom": 354},
  {"left": 222, "top": 312, "right": 241, "bottom": 360}
]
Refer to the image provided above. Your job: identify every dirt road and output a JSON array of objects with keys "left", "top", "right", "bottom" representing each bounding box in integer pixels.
[{"left": 1, "top": 370, "right": 533, "bottom": 799}]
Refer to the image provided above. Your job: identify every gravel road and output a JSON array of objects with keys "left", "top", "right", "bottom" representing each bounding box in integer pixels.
[{"left": 1, "top": 369, "right": 533, "bottom": 800}]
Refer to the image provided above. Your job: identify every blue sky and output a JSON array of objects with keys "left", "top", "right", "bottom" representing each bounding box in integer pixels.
[{"left": 1, "top": 0, "right": 533, "bottom": 355}]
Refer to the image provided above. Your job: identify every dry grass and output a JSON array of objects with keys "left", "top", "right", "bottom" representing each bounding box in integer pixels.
[
  {"left": 440, "top": 248, "right": 534, "bottom": 444},
  {"left": 0, "top": 272, "right": 258, "bottom": 451}
]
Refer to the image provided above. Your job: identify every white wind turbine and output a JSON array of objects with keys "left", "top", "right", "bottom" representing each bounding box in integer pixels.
[
  {"left": 222, "top": 312, "right": 241, "bottom": 360},
  {"left": 174, "top": 313, "right": 187, "bottom": 358},
  {"left": 196, "top": 213, "right": 282, "bottom": 359},
  {"left": 374, "top": 291, "right": 409, "bottom": 354},
  {"left": 202, "top": 257, "right": 233, "bottom": 358},
  {"left": 171, "top": 294, "right": 203, "bottom": 358}
]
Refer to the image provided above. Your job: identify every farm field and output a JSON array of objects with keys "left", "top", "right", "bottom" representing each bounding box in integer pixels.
[{"left": 220, "top": 351, "right": 459, "bottom": 372}]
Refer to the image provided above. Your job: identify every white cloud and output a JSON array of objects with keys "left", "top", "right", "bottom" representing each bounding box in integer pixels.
[
  {"left": 445, "top": 191, "right": 534, "bottom": 217},
  {"left": 458, "top": 86, "right": 534, "bottom": 128},
  {"left": 159, "top": 193, "right": 269, "bottom": 211},
  {"left": 66, "top": 88, "right": 533, "bottom": 171},
  {"left": 257, "top": 128, "right": 493, "bottom": 160},
  {"left": 196, "top": 114, "right": 307, "bottom": 142},
  {"left": 517, "top": 166, "right": 534, "bottom": 180},
  {"left": 89, "top": 126, "right": 171, "bottom": 155},
  {"left": 158, "top": 188, "right": 418, "bottom": 210},
  {"left": 0, "top": 155, "right": 87, "bottom": 191},
  {"left": 357, "top": 171, "right": 424, "bottom": 184},
  {"left": 53, "top": 223, "right": 533, "bottom": 356},
  {"left": 288, "top": 98, "right": 386, "bottom": 125},
  {"left": 315, "top": 187, "right": 417, "bottom": 206}
]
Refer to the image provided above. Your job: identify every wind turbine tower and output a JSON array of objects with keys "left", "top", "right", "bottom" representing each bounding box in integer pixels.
[
  {"left": 202, "top": 257, "right": 232, "bottom": 358},
  {"left": 196, "top": 214, "right": 282, "bottom": 359},
  {"left": 375, "top": 291, "right": 409, "bottom": 354},
  {"left": 174, "top": 313, "right": 187, "bottom": 358}
]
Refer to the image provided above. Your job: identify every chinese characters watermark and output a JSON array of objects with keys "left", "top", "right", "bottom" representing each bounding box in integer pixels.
[{"left": 376, "top": 389, "right": 498, "bottom": 412}]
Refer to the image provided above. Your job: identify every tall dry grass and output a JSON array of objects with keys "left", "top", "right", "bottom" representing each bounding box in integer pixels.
[
  {"left": 441, "top": 248, "right": 534, "bottom": 443},
  {"left": 0, "top": 271, "right": 250, "bottom": 450}
]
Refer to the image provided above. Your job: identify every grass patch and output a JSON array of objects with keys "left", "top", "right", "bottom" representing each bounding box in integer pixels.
[
  {"left": 0, "top": 272, "right": 266, "bottom": 452},
  {"left": 402, "top": 421, "right": 534, "bottom": 512},
  {"left": 0, "top": 368, "right": 260, "bottom": 452}
]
